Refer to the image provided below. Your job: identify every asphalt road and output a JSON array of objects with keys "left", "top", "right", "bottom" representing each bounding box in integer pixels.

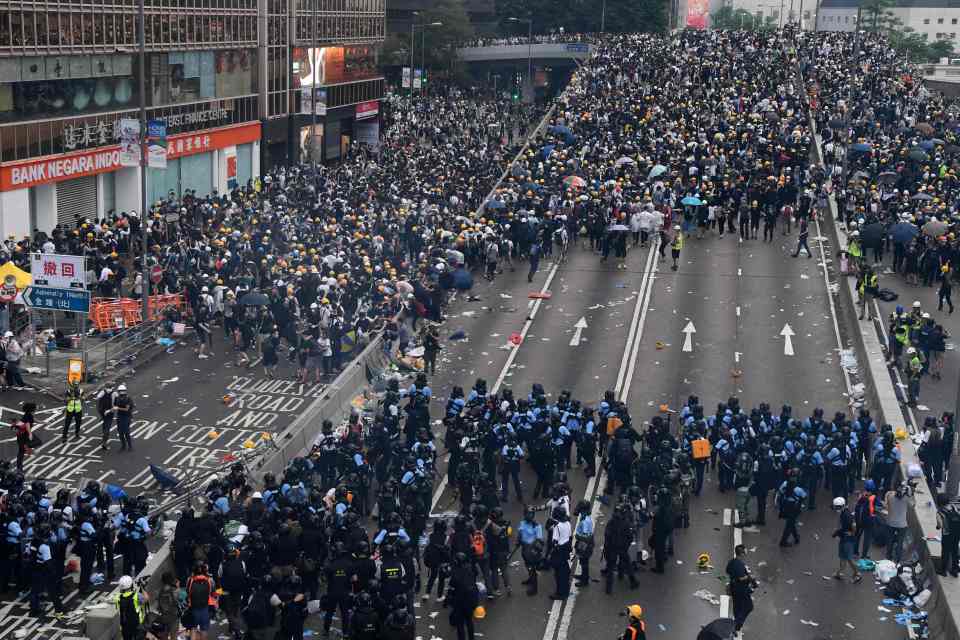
[
  {"left": 416, "top": 225, "right": 904, "bottom": 640},
  {"left": 1, "top": 224, "right": 909, "bottom": 640}
]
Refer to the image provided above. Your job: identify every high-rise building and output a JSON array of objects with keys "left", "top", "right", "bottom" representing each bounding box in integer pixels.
[{"left": 0, "top": 0, "right": 385, "bottom": 237}]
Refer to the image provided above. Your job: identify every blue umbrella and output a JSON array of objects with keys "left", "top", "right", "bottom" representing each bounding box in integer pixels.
[
  {"left": 523, "top": 182, "right": 543, "bottom": 192},
  {"left": 540, "top": 144, "right": 556, "bottom": 159},
  {"left": 681, "top": 196, "right": 704, "bottom": 206},
  {"left": 549, "top": 125, "right": 576, "bottom": 143},
  {"left": 648, "top": 164, "right": 669, "bottom": 179},
  {"left": 890, "top": 222, "right": 919, "bottom": 244},
  {"left": 485, "top": 199, "right": 506, "bottom": 210},
  {"left": 452, "top": 267, "right": 474, "bottom": 290},
  {"left": 104, "top": 484, "right": 127, "bottom": 501},
  {"left": 850, "top": 142, "right": 872, "bottom": 152},
  {"left": 919, "top": 140, "right": 935, "bottom": 151},
  {"left": 149, "top": 464, "right": 181, "bottom": 492}
]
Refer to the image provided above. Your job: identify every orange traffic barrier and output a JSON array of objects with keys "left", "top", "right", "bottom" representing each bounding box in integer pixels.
[{"left": 89, "top": 294, "right": 185, "bottom": 331}]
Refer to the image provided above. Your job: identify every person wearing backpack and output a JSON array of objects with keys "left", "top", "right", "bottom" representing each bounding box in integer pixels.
[
  {"left": 243, "top": 576, "right": 279, "bottom": 640},
  {"left": 937, "top": 493, "right": 960, "bottom": 577},
  {"left": 423, "top": 519, "right": 451, "bottom": 601},
  {"left": 854, "top": 481, "right": 879, "bottom": 559},
  {"left": 832, "top": 497, "right": 863, "bottom": 583},
  {"left": 156, "top": 572, "right": 181, "bottom": 640},
  {"left": 114, "top": 575, "right": 146, "bottom": 640},
  {"left": 218, "top": 547, "right": 247, "bottom": 640},
  {"left": 185, "top": 562, "right": 215, "bottom": 640},
  {"left": 444, "top": 552, "right": 479, "bottom": 640},
  {"left": 776, "top": 477, "right": 806, "bottom": 547}
]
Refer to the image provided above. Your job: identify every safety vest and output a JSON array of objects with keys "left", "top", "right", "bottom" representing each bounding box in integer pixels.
[
  {"left": 66, "top": 387, "right": 82, "bottom": 413},
  {"left": 894, "top": 324, "right": 909, "bottom": 345},
  {"left": 114, "top": 589, "right": 144, "bottom": 625},
  {"left": 671, "top": 234, "right": 684, "bottom": 250},
  {"left": 859, "top": 273, "right": 877, "bottom": 295},
  {"left": 847, "top": 240, "right": 861, "bottom": 258}
]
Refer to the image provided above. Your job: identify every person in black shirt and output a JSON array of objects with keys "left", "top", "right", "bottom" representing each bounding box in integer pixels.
[{"left": 725, "top": 544, "right": 755, "bottom": 634}]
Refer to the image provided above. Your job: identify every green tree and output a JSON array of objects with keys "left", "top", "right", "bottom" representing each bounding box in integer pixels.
[
  {"left": 928, "top": 38, "right": 956, "bottom": 61},
  {"left": 711, "top": 6, "right": 756, "bottom": 29},
  {"left": 861, "top": 0, "right": 896, "bottom": 31},
  {"left": 418, "top": 0, "right": 476, "bottom": 76}
]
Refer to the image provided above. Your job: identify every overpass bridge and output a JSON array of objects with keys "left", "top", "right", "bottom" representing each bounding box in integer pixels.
[
  {"left": 456, "top": 42, "right": 592, "bottom": 102},
  {"left": 457, "top": 42, "right": 592, "bottom": 63}
]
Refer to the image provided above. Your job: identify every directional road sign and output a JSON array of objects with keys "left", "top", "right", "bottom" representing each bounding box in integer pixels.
[{"left": 22, "top": 286, "right": 91, "bottom": 313}]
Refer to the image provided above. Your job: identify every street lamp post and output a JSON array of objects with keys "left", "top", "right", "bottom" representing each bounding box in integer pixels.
[
  {"left": 601, "top": 0, "right": 607, "bottom": 34},
  {"left": 137, "top": 0, "right": 148, "bottom": 320},
  {"left": 506, "top": 17, "right": 533, "bottom": 103},
  {"left": 409, "top": 12, "right": 417, "bottom": 97},
  {"left": 419, "top": 21, "right": 442, "bottom": 98}
]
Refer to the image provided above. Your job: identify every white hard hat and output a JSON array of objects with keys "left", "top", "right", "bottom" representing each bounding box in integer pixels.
[
  {"left": 850, "top": 231, "right": 859, "bottom": 238},
  {"left": 3, "top": 331, "right": 11, "bottom": 338},
  {"left": 832, "top": 497, "right": 846, "bottom": 509},
  {"left": 202, "top": 286, "right": 209, "bottom": 292},
  {"left": 913, "top": 300, "right": 922, "bottom": 308},
  {"left": 117, "top": 384, "right": 127, "bottom": 391},
  {"left": 674, "top": 225, "right": 681, "bottom": 230},
  {"left": 119, "top": 575, "right": 134, "bottom": 590},
  {"left": 252, "top": 491, "right": 262, "bottom": 499},
  {"left": 907, "top": 347, "right": 916, "bottom": 354},
  {"left": 922, "top": 312, "right": 931, "bottom": 319}
]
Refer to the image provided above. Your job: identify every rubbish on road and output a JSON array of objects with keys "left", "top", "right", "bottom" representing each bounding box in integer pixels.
[
  {"left": 91, "top": 573, "right": 105, "bottom": 585},
  {"left": 509, "top": 332, "right": 523, "bottom": 345},
  {"left": 800, "top": 620, "right": 820, "bottom": 627},
  {"left": 658, "top": 624, "right": 667, "bottom": 632},
  {"left": 917, "top": 404, "right": 930, "bottom": 411},
  {"left": 461, "top": 311, "right": 476, "bottom": 317},
  {"left": 756, "top": 561, "right": 767, "bottom": 567},
  {"left": 655, "top": 340, "right": 665, "bottom": 349},
  {"left": 845, "top": 622, "right": 856, "bottom": 630},
  {"left": 160, "top": 376, "right": 179, "bottom": 384},
  {"left": 913, "top": 588, "right": 932, "bottom": 607},
  {"left": 528, "top": 292, "right": 551, "bottom": 299},
  {"left": 693, "top": 589, "right": 721, "bottom": 606},
  {"left": 857, "top": 558, "right": 876, "bottom": 571},
  {"left": 782, "top": 610, "right": 790, "bottom": 616},
  {"left": 449, "top": 329, "right": 467, "bottom": 340},
  {"left": 785, "top": 579, "right": 795, "bottom": 585},
  {"left": 879, "top": 606, "right": 892, "bottom": 612},
  {"left": 500, "top": 293, "right": 513, "bottom": 299},
  {"left": 876, "top": 560, "right": 898, "bottom": 584}
]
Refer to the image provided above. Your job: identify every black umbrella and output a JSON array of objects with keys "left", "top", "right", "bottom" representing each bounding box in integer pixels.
[
  {"left": 878, "top": 171, "right": 898, "bottom": 184},
  {"left": 698, "top": 617, "right": 736, "bottom": 640},
  {"left": 240, "top": 291, "right": 270, "bottom": 306},
  {"left": 829, "top": 118, "right": 846, "bottom": 129},
  {"left": 946, "top": 144, "right": 960, "bottom": 155},
  {"left": 909, "top": 148, "right": 930, "bottom": 162},
  {"left": 860, "top": 222, "right": 885, "bottom": 248}
]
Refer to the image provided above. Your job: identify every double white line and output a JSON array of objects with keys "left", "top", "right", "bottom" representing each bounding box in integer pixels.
[{"left": 543, "top": 241, "right": 660, "bottom": 640}]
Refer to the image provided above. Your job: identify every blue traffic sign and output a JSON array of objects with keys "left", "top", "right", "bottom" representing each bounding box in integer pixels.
[{"left": 22, "top": 286, "right": 91, "bottom": 313}]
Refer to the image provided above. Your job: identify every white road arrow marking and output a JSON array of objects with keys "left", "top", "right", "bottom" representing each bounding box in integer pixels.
[
  {"left": 682, "top": 320, "right": 697, "bottom": 353},
  {"left": 781, "top": 323, "right": 796, "bottom": 356},
  {"left": 569, "top": 316, "right": 589, "bottom": 346}
]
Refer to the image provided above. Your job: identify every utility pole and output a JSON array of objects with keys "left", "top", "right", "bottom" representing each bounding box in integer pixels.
[
  {"left": 312, "top": 0, "right": 318, "bottom": 171},
  {"left": 137, "top": 0, "right": 148, "bottom": 321},
  {"left": 601, "top": 0, "right": 607, "bottom": 34}
]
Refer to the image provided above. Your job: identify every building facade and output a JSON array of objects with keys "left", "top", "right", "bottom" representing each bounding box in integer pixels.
[
  {"left": 815, "top": 0, "right": 960, "bottom": 43},
  {"left": 0, "top": 0, "right": 385, "bottom": 239}
]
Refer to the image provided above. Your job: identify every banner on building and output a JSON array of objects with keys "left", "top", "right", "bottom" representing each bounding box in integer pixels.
[
  {"left": 402, "top": 67, "right": 411, "bottom": 88},
  {"left": 147, "top": 119, "right": 167, "bottom": 169},
  {"left": 686, "top": 0, "right": 708, "bottom": 29},
  {"left": 225, "top": 146, "right": 238, "bottom": 189},
  {"left": 30, "top": 253, "right": 86, "bottom": 290},
  {"left": 355, "top": 101, "right": 379, "bottom": 120},
  {"left": 413, "top": 69, "right": 422, "bottom": 89},
  {"left": 118, "top": 118, "right": 140, "bottom": 167}
]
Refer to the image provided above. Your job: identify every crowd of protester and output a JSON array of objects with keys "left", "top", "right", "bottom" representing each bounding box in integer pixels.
[{"left": 4, "top": 25, "right": 960, "bottom": 640}]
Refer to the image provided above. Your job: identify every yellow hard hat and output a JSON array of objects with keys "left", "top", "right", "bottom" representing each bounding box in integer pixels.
[
  {"left": 473, "top": 605, "right": 486, "bottom": 620},
  {"left": 626, "top": 605, "right": 643, "bottom": 620}
]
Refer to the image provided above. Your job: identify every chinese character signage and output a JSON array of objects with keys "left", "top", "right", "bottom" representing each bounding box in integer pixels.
[
  {"left": 402, "top": 67, "right": 411, "bottom": 89},
  {"left": 413, "top": 69, "right": 422, "bottom": 90},
  {"left": 1, "top": 122, "right": 262, "bottom": 191},
  {"left": 355, "top": 100, "right": 379, "bottom": 120},
  {"left": 118, "top": 118, "right": 140, "bottom": 167},
  {"left": 147, "top": 119, "right": 167, "bottom": 169},
  {"left": 225, "top": 145, "right": 238, "bottom": 190},
  {"left": 686, "top": 0, "right": 708, "bottom": 29},
  {"left": 30, "top": 253, "right": 86, "bottom": 290}
]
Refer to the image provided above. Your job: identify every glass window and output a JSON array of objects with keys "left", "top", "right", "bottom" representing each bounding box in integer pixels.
[
  {"left": 938, "top": 17, "right": 945, "bottom": 24},
  {"left": 925, "top": 18, "right": 931, "bottom": 24}
]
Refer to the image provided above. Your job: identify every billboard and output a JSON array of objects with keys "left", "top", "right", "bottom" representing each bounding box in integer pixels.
[
  {"left": 686, "top": 0, "right": 708, "bottom": 29},
  {"left": 295, "top": 46, "right": 379, "bottom": 87}
]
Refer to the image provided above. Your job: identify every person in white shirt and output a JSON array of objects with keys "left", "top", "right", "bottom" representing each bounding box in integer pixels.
[{"left": 549, "top": 507, "right": 573, "bottom": 600}]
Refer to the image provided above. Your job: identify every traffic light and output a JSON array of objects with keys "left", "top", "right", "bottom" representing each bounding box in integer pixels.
[{"left": 512, "top": 89, "right": 520, "bottom": 102}]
